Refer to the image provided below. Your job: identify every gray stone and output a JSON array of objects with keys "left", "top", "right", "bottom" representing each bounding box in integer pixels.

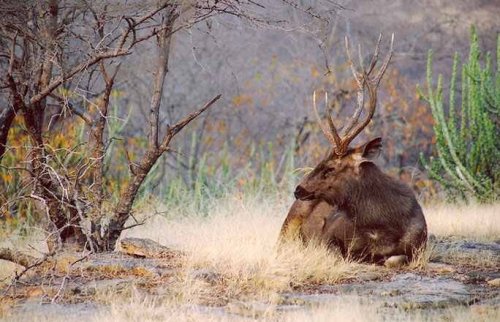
[
  {"left": 119, "top": 237, "right": 181, "bottom": 258},
  {"left": 289, "top": 273, "right": 474, "bottom": 310},
  {"left": 7, "top": 302, "right": 103, "bottom": 321},
  {"left": 431, "top": 239, "right": 500, "bottom": 267},
  {"left": 225, "top": 300, "right": 276, "bottom": 318},
  {"left": 70, "top": 278, "right": 134, "bottom": 296},
  {"left": 189, "top": 269, "right": 221, "bottom": 283}
]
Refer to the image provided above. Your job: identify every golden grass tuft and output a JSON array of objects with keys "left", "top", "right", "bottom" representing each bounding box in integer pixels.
[
  {"left": 119, "top": 195, "right": 500, "bottom": 302},
  {"left": 123, "top": 194, "right": 367, "bottom": 303},
  {"left": 92, "top": 291, "right": 384, "bottom": 322},
  {"left": 423, "top": 202, "right": 500, "bottom": 242}
]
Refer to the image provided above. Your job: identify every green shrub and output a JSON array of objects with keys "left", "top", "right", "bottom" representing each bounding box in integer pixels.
[{"left": 420, "top": 27, "right": 499, "bottom": 203}]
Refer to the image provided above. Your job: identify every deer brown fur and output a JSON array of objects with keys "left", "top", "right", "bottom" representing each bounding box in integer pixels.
[{"left": 279, "top": 35, "right": 427, "bottom": 265}]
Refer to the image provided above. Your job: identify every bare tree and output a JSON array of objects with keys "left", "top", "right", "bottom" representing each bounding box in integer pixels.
[
  {"left": 0, "top": 0, "right": 230, "bottom": 252},
  {"left": 0, "top": 0, "right": 340, "bottom": 257}
]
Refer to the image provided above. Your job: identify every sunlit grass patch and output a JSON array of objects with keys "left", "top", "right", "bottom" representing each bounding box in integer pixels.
[
  {"left": 423, "top": 202, "right": 500, "bottom": 242},
  {"left": 0, "top": 226, "right": 49, "bottom": 286},
  {"left": 120, "top": 195, "right": 500, "bottom": 302},
  {"left": 122, "top": 194, "right": 367, "bottom": 303},
  {"left": 94, "top": 289, "right": 499, "bottom": 322}
]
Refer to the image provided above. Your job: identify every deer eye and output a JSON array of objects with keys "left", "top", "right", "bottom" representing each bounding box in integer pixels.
[{"left": 322, "top": 167, "right": 335, "bottom": 178}]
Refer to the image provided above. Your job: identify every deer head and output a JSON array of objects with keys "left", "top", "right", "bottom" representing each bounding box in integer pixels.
[{"left": 294, "top": 34, "right": 394, "bottom": 205}]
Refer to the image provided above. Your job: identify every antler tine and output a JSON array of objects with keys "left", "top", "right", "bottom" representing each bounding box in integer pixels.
[
  {"left": 343, "top": 34, "right": 383, "bottom": 136},
  {"left": 320, "top": 35, "right": 393, "bottom": 155},
  {"left": 357, "top": 43, "right": 364, "bottom": 72},
  {"left": 342, "top": 91, "right": 364, "bottom": 137},
  {"left": 342, "top": 35, "right": 366, "bottom": 138},
  {"left": 312, "top": 91, "right": 342, "bottom": 149},
  {"left": 340, "top": 74, "right": 378, "bottom": 149},
  {"left": 324, "top": 92, "right": 343, "bottom": 151},
  {"left": 339, "top": 34, "right": 393, "bottom": 151},
  {"left": 367, "top": 33, "right": 382, "bottom": 76},
  {"left": 373, "top": 33, "right": 394, "bottom": 86},
  {"left": 344, "top": 36, "right": 363, "bottom": 88}
]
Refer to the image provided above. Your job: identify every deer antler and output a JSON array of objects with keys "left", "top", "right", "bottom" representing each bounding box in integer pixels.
[
  {"left": 313, "top": 34, "right": 394, "bottom": 155},
  {"left": 313, "top": 91, "right": 342, "bottom": 148}
]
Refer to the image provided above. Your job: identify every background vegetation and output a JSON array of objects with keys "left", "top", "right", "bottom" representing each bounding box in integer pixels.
[
  {"left": 421, "top": 28, "right": 499, "bottom": 203},
  {"left": 0, "top": 0, "right": 498, "bottom": 251}
]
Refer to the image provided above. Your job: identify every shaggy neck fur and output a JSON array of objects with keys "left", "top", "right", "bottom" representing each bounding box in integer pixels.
[{"left": 339, "top": 162, "right": 415, "bottom": 227}]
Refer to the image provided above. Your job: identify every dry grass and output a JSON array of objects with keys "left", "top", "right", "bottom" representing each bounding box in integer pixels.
[
  {"left": 118, "top": 195, "right": 500, "bottom": 304},
  {"left": 423, "top": 202, "right": 500, "bottom": 242},
  {"left": 2, "top": 195, "right": 499, "bottom": 321},
  {"left": 6, "top": 289, "right": 498, "bottom": 322},
  {"left": 91, "top": 292, "right": 500, "bottom": 322},
  {"left": 0, "top": 226, "right": 49, "bottom": 285},
  {"left": 92, "top": 293, "right": 382, "bottom": 322},
  {"left": 121, "top": 194, "right": 367, "bottom": 302},
  {"left": 422, "top": 202, "right": 500, "bottom": 268}
]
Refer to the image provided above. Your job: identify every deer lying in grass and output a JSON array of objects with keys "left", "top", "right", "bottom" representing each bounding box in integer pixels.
[{"left": 279, "top": 35, "right": 427, "bottom": 266}]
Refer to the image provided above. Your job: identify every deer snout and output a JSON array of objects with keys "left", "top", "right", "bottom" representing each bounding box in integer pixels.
[{"left": 294, "top": 185, "right": 314, "bottom": 200}]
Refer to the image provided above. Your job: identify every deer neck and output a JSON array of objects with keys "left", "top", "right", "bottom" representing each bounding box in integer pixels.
[{"left": 342, "top": 163, "right": 414, "bottom": 225}]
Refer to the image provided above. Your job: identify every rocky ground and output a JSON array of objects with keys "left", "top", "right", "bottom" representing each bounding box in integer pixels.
[{"left": 1, "top": 237, "right": 499, "bottom": 321}]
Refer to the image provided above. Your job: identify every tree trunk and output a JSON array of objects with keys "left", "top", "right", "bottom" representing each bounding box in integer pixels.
[
  {"left": 23, "top": 0, "right": 87, "bottom": 250},
  {"left": 148, "top": 7, "right": 176, "bottom": 149},
  {"left": 103, "top": 8, "right": 178, "bottom": 251},
  {"left": 105, "top": 150, "right": 161, "bottom": 250},
  {"left": 0, "top": 106, "right": 17, "bottom": 160}
]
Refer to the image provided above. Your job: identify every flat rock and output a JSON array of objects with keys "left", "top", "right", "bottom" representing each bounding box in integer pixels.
[
  {"left": 426, "top": 262, "right": 456, "bottom": 274},
  {"left": 356, "top": 271, "right": 381, "bottom": 282},
  {"left": 431, "top": 239, "right": 500, "bottom": 267},
  {"left": 73, "top": 252, "right": 175, "bottom": 277},
  {"left": 7, "top": 302, "right": 102, "bottom": 321},
  {"left": 119, "top": 237, "right": 180, "bottom": 259},
  {"left": 70, "top": 278, "right": 134, "bottom": 296},
  {"left": 189, "top": 269, "right": 221, "bottom": 284},
  {"left": 290, "top": 273, "right": 475, "bottom": 310},
  {"left": 225, "top": 301, "right": 276, "bottom": 318}
]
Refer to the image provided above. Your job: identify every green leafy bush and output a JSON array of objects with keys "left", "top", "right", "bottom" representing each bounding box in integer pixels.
[{"left": 420, "top": 27, "right": 499, "bottom": 202}]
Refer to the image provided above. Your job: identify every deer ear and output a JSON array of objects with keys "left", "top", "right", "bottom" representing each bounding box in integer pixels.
[
  {"left": 352, "top": 138, "right": 382, "bottom": 170},
  {"left": 361, "top": 137, "right": 382, "bottom": 160}
]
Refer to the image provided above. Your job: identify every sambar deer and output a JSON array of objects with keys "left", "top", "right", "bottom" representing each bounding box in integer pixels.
[{"left": 279, "top": 35, "right": 427, "bottom": 266}]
